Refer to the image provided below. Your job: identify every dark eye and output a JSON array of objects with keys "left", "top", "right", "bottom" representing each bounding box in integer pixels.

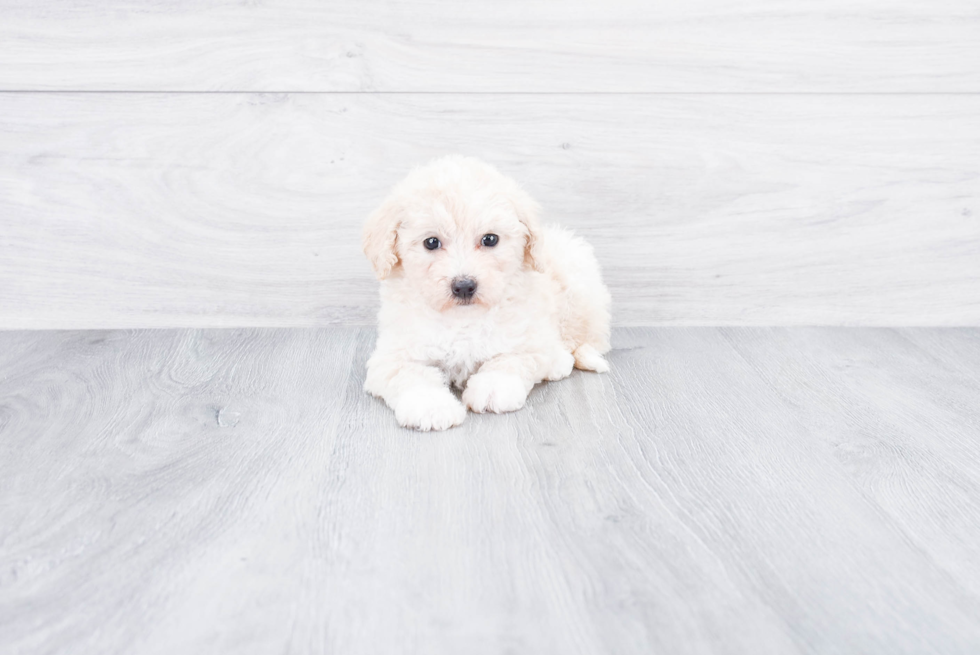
[
  {"left": 423, "top": 237, "right": 441, "bottom": 250},
  {"left": 481, "top": 234, "right": 499, "bottom": 248}
]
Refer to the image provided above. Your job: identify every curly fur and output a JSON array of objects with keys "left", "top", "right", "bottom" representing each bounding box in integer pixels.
[{"left": 363, "top": 156, "right": 611, "bottom": 431}]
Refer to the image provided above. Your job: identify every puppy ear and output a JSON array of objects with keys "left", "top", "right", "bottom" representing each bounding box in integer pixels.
[
  {"left": 362, "top": 198, "right": 401, "bottom": 279},
  {"left": 509, "top": 186, "right": 545, "bottom": 272}
]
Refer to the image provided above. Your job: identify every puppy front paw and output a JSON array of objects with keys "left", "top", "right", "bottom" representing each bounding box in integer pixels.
[
  {"left": 463, "top": 371, "right": 529, "bottom": 414},
  {"left": 545, "top": 350, "right": 575, "bottom": 381},
  {"left": 394, "top": 388, "right": 466, "bottom": 431}
]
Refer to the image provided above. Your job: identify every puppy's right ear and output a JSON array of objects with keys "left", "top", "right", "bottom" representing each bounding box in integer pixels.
[{"left": 362, "top": 198, "right": 401, "bottom": 280}]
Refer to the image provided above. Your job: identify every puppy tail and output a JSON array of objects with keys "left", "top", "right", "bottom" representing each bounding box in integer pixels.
[{"left": 573, "top": 344, "right": 610, "bottom": 373}]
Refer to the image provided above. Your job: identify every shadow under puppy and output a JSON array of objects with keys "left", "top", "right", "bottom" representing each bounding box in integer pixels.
[{"left": 363, "top": 156, "right": 611, "bottom": 431}]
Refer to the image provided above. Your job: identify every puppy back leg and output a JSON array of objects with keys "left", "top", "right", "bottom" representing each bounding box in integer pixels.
[{"left": 573, "top": 344, "right": 610, "bottom": 373}]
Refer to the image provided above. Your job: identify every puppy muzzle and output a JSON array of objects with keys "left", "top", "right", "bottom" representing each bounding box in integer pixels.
[{"left": 450, "top": 277, "right": 478, "bottom": 304}]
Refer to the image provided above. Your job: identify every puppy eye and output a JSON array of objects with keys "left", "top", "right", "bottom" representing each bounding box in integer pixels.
[
  {"left": 481, "top": 234, "right": 499, "bottom": 248},
  {"left": 423, "top": 237, "right": 441, "bottom": 250}
]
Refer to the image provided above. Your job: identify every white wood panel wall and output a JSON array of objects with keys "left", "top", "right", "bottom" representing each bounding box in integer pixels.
[
  {"left": 1, "top": 1, "right": 978, "bottom": 328},
  {"left": 2, "top": 1, "right": 978, "bottom": 92}
]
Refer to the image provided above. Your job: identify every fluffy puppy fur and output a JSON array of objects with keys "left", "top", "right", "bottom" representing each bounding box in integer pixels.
[{"left": 363, "top": 156, "right": 611, "bottom": 431}]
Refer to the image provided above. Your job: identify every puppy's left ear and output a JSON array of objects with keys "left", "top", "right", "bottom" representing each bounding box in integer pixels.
[
  {"left": 509, "top": 186, "right": 545, "bottom": 272},
  {"left": 362, "top": 197, "right": 402, "bottom": 280}
]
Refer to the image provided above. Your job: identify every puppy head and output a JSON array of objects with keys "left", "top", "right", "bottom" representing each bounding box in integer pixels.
[{"left": 363, "top": 156, "right": 543, "bottom": 310}]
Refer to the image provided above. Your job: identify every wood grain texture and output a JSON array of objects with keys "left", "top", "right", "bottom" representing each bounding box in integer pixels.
[
  {"left": 1, "top": 327, "right": 979, "bottom": 654},
  {"left": 1, "top": 0, "right": 978, "bottom": 92},
  {"left": 1, "top": 93, "right": 978, "bottom": 328}
]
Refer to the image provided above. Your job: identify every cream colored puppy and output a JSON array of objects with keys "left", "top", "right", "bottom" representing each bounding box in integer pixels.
[{"left": 363, "top": 156, "right": 611, "bottom": 431}]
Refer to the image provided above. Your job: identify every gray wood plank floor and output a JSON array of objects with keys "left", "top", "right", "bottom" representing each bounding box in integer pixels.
[{"left": 1, "top": 327, "right": 979, "bottom": 654}]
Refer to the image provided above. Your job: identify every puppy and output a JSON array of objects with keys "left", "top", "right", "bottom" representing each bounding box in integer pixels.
[{"left": 363, "top": 156, "right": 611, "bottom": 431}]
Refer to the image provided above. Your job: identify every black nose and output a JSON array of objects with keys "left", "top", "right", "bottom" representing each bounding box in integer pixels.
[{"left": 451, "top": 277, "right": 478, "bottom": 300}]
